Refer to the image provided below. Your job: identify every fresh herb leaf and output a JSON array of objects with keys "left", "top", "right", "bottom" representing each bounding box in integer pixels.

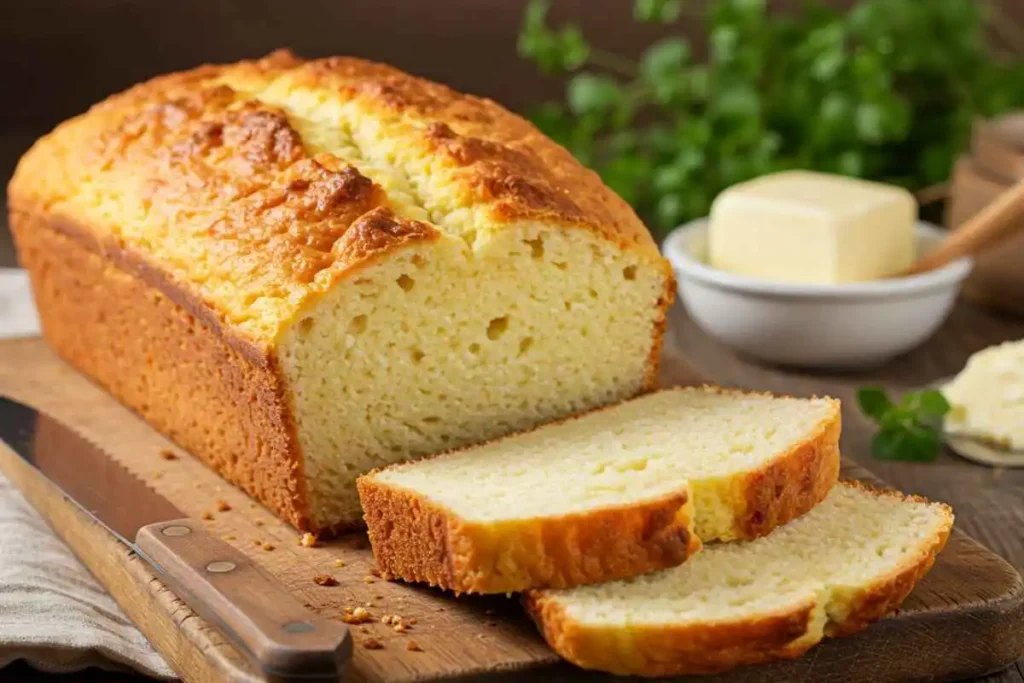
[
  {"left": 634, "top": 0, "right": 683, "bottom": 24},
  {"left": 858, "top": 387, "right": 950, "bottom": 462},
  {"left": 917, "top": 389, "right": 952, "bottom": 418},
  {"left": 856, "top": 386, "right": 892, "bottom": 422}
]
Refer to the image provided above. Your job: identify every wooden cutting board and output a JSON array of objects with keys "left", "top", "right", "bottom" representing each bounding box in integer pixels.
[{"left": 1, "top": 336, "right": 1022, "bottom": 683}]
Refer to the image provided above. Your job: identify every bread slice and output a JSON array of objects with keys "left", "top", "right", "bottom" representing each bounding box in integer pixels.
[
  {"left": 357, "top": 387, "right": 840, "bottom": 593},
  {"left": 525, "top": 482, "right": 953, "bottom": 677}
]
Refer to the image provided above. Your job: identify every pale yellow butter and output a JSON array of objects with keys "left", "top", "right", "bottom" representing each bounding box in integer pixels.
[
  {"left": 708, "top": 171, "right": 917, "bottom": 284},
  {"left": 944, "top": 339, "right": 1024, "bottom": 450}
]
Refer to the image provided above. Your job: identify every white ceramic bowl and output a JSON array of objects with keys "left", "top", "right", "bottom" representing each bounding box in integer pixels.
[{"left": 662, "top": 219, "right": 974, "bottom": 368}]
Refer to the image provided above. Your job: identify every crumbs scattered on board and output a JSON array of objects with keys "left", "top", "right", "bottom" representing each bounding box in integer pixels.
[
  {"left": 313, "top": 574, "right": 338, "bottom": 587},
  {"left": 159, "top": 449, "right": 178, "bottom": 461},
  {"left": 299, "top": 532, "right": 318, "bottom": 547},
  {"left": 215, "top": 500, "right": 231, "bottom": 512}
]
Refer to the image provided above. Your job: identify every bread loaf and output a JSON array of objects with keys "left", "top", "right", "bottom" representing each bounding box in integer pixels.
[
  {"left": 8, "top": 50, "right": 674, "bottom": 533},
  {"left": 358, "top": 388, "right": 840, "bottom": 593},
  {"left": 525, "top": 482, "right": 952, "bottom": 677}
]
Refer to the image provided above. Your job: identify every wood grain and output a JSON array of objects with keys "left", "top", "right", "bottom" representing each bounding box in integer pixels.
[{"left": 1, "top": 315, "right": 1023, "bottom": 682}]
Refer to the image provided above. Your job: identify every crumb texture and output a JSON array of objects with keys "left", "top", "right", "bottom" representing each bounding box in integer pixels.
[
  {"left": 371, "top": 388, "right": 839, "bottom": 537},
  {"left": 9, "top": 50, "right": 673, "bottom": 531},
  {"left": 526, "top": 482, "right": 953, "bottom": 677}
]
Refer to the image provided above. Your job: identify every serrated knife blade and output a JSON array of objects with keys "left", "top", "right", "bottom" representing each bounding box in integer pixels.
[{"left": 0, "top": 395, "right": 351, "bottom": 681}]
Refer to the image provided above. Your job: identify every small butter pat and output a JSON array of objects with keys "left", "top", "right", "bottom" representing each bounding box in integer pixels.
[
  {"left": 943, "top": 339, "right": 1024, "bottom": 451},
  {"left": 708, "top": 171, "right": 917, "bottom": 284}
]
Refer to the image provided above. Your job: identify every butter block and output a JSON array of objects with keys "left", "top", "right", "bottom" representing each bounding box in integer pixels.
[{"left": 708, "top": 171, "right": 917, "bottom": 284}]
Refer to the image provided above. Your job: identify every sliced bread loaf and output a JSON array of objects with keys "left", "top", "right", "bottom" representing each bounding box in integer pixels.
[
  {"left": 357, "top": 387, "right": 840, "bottom": 593},
  {"left": 525, "top": 482, "right": 953, "bottom": 677}
]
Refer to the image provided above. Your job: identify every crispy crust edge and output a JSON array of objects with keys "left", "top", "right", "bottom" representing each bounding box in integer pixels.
[
  {"left": 522, "top": 482, "right": 954, "bottom": 677},
  {"left": 725, "top": 397, "right": 842, "bottom": 541},
  {"left": 357, "top": 476, "right": 700, "bottom": 594}
]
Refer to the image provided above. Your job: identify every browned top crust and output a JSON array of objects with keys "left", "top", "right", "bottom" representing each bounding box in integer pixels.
[{"left": 8, "top": 49, "right": 661, "bottom": 346}]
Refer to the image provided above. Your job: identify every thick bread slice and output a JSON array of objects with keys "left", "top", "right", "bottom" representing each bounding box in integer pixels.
[
  {"left": 357, "top": 387, "right": 840, "bottom": 593},
  {"left": 525, "top": 482, "right": 953, "bottom": 677}
]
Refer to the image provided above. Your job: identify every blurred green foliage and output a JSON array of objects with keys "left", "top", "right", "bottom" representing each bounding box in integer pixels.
[{"left": 518, "top": 0, "right": 1024, "bottom": 234}]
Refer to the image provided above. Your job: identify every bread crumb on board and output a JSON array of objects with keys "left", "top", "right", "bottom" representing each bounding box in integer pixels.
[
  {"left": 406, "top": 640, "right": 423, "bottom": 652},
  {"left": 342, "top": 607, "right": 373, "bottom": 624},
  {"left": 363, "top": 576, "right": 375, "bottom": 584},
  {"left": 313, "top": 574, "right": 338, "bottom": 587},
  {"left": 261, "top": 543, "right": 275, "bottom": 552},
  {"left": 200, "top": 511, "right": 214, "bottom": 521},
  {"left": 299, "top": 532, "right": 318, "bottom": 547},
  {"left": 159, "top": 449, "right": 178, "bottom": 461},
  {"left": 362, "top": 637, "right": 384, "bottom": 650},
  {"left": 253, "top": 520, "right": 264, "bottom": 527},
  {"left": 334, "top": 559, "right": 346, "bottom": 568},
  {"left": 215, "top": 500, "right": 231, "bottom": 512}
]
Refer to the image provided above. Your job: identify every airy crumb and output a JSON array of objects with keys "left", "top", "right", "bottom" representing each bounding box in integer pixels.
[
  {"left": 313, "top": 574, "right": 338, "bottom": 587},
  {"left": 261, "top": 543, "right": 275, "bottom": 551},
  {"left": 342, "top": 607, "right": 373, "bottom": 625},
  {"left": 159, "top": 449, "right": 178, "bottom": 461},
  {"left": 253, "top": 520, "right": 264, "bottom": 527},
  {"left": 362, "top": 638, "right": 383, "bottom": 650},
  {"left": 215, "top": 500, "right": 231, "bottom": 512},
  {"left": 406, "top": 640, "right": 423, "bottom": 652},
  {"left": 253, "top": 539, "right": 262, "bottom": 546},
  {"left": 343, "top": 607, "right": 354, "bottom": 615},
  {"left": 224, "top": 535, "right": 236, "bottom": 541},
  {"left": 200, "top": 511, "right": 214, "bottom": 521},
  {"left": 363, "top": 576, "right": 375, "bottom": 584},
  {"left": 393, "top": 623, "right": 407, "bottom": 633},
  {"left": 333, "top": 559, "right": 346, "bottom": 568},
  {"left": 407, "top": 617, "right": 418, "bottom": 625},
  {"left": 299, "top": 532, "right": 318, "bottom": 548}
]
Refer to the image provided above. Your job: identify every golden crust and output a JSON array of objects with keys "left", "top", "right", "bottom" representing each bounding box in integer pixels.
[
  {"left": 358, "top": 387, "right": 840, "bottom": 592},
  {"left": 732, "top": 396, "right": 840, "bottom": 540},
  {"left": 523, "top": 482, "right": 954, "bottom": 677},
  {"left": 358, "top": 477, "right": 700, "bottom": 595},
  {"left": 9, "top": 49, "right": 663, "bottom": 345}
]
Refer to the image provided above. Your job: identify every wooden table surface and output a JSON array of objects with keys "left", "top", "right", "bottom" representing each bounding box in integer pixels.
[{"left": 0, "top": 225, "right": 1022, "bottom": 680}]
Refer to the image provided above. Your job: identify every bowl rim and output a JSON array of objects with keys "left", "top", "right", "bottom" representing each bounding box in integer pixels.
[{"left": 662, "top": 218, "right": 974, "bottom": 301}]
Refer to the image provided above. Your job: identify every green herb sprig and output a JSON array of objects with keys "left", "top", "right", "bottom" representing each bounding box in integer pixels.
[
  {"left": 856, "top": 387, "right": 951, "bottom": 462},
  {"left": 518, "top": 0, "right": 1024, "bottom": 236}
]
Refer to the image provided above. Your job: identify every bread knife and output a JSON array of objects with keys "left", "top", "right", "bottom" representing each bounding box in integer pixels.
[{"left": 0, "top": 395, "right": 351, "bottom": 681}]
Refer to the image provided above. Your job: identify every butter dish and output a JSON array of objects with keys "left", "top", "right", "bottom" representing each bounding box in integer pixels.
[{"left": 662, "top": 220, "right": 973, "bottom": 368}]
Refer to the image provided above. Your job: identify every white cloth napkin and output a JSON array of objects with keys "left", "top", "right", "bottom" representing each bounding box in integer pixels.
[{"left": 0, "top": 268, "right": 173, "bottom": 678}]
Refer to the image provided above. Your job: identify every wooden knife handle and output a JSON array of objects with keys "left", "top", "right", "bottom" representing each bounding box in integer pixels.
[{"left": 136, "top": 520, "right": 351, "bottom": 681}]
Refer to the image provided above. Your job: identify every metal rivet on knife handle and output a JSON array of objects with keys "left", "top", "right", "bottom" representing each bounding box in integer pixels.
[
  {"left": 206, "top": 561, "right": 236, "bottom": 574},
  {"left": 162, "top": 524, "right": 191, "bottom": 537}
]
